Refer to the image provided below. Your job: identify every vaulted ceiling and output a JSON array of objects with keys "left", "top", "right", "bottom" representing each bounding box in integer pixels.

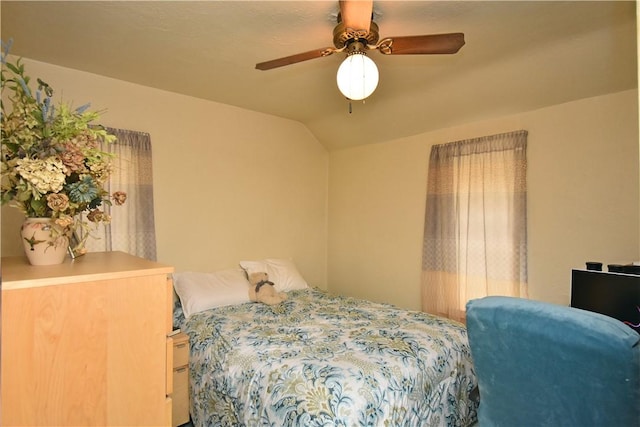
[{"left": 1, "top": 1, "right": 637, "bottom": 151}]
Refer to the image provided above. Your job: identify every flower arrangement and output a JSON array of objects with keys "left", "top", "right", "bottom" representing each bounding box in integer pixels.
[{"left": 0, "top": 40, "right": 125, "bottom": 255}]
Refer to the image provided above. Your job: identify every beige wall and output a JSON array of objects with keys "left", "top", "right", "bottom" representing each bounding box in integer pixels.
[
  {"left": 0, "top": 58, "right": 329, "bottom": 288},
  {"left": 328, "top": 89, "right": 639, "bottom": 310},
  {"left": 2, "top": 58, "right": 638, "bottom": 308}
]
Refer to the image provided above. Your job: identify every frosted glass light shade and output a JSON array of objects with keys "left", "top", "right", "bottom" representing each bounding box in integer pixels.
[{"left": 336, "top": 53, "right": 379, "bottom": 101}]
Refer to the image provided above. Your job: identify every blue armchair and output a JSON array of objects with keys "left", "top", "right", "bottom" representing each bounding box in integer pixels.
[{"left": 466, "top": 296, "right": 640, "bottom": 427}]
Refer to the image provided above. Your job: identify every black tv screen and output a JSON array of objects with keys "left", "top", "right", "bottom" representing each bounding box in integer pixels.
[{"left": 571, "top": 269, "right": 640, "bottom": 334}]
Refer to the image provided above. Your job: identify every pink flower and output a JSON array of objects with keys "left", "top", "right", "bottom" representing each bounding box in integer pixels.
[
  {"left": 47, "top": 193, "right": 69, "bottom": 212},
  {"left": 54, "top": 215, "right": 74, "bottom": 229},
  {"left": 59, "top": 142, "right": 86, "bottom": 175},
  {"left": 112, "top": 191, "right": 127, "bottom": 206},
  {"left": 87, "top": 209, "right": 105, "bottom": 223}
]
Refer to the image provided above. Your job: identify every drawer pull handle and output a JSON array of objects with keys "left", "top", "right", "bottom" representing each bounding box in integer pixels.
[
  {"left": 176, "top": 343, "right": 187, "bottom": 349},
  {"left": 176, "top": 367, "right": 187, "bottom": 373}
]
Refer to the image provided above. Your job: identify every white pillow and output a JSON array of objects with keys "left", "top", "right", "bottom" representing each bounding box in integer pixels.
[
  {"left": 239, "top": 258, "right": 309, "bottom": 292},
  {"left": 173, "top": 269, "right": 250, "bottom": 318}
]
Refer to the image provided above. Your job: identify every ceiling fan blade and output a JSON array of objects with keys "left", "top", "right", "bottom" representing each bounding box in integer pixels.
[
  {"left": 378, "top": 33, "right": 465, "bottom": 55},
  {"left": 255, "top": 47, "right": 335, "bottom": 71},
  {"left": 339, "top": 0, "right": 372, "bottom": 33}
]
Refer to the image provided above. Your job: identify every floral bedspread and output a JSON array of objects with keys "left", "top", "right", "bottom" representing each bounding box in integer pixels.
[{"left": 178, "top": 288, "right": 478, "bottom": 427}]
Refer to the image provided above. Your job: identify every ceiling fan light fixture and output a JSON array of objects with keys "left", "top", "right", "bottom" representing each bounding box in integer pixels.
[{"left": 336, "top": 51, "right": 379, "bottom": 101}]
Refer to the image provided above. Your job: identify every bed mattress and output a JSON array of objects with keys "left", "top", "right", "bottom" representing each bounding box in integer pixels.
[{"left": 177, "top": 287, "right": 478, "bottom": 426}]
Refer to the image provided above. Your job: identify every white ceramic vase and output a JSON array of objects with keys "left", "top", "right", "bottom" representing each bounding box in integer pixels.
[{"left": 20, "top": 217, "right": 69, "bottom": 265}]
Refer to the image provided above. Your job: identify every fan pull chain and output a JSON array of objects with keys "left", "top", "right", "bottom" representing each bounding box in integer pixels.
[{"left": 347, "top": 99, "right": 367, "bottom": 114}]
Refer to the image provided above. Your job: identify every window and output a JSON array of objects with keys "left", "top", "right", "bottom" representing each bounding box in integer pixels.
[
  {"left": 421, "top": 130, "right": 528, "bottom": 322},
  {"left": 82, "top": 128, "right": 157, "bottom": 260}
]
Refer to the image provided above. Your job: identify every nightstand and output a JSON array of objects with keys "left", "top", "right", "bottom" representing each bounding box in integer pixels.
[{"left": 171, "top": 332, "right": 190, "bottom": 427}]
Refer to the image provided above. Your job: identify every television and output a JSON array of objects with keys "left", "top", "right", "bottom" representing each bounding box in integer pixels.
[{"left": 571, "top": 269, "right": 640, "bottom": 334}]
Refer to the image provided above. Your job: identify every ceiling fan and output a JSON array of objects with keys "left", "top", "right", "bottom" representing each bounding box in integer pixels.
[{"left": 255, "top": 0, "right": 465, "bottom": 101}]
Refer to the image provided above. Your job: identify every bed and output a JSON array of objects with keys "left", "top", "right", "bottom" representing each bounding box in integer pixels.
[{"left": 173, "top": 260, "right": 478, "bottom": 427}]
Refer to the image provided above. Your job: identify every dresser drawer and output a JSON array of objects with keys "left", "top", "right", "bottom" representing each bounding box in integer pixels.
[
  {"left": 172, "top": 333, "right": 189, "bottom": 369},
  {"left": 171, "top": 332, "right": 190, "bottom": 427},
  {"left": 172, "top": 366, "right": 189, "bottom": 426}
]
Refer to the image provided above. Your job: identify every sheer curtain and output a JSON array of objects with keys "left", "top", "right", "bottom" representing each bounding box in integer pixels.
[
  {"left": 83, "top": 128, "right": 157, "bottom": 260},
  {"left": 421, "top": 130, "right": 528, "bottom": 322}
]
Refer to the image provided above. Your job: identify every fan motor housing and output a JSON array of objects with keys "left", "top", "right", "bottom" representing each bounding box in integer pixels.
[{"left": 333, "top": 21, "right": 379, "bottom": 49}]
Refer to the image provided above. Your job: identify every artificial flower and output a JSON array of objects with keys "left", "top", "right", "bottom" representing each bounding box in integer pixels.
[{"left": 1, "top": 39, "right": 126, "bottom": 255}]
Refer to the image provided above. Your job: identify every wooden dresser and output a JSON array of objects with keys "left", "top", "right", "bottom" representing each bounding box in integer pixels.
[{"left": 1, "top": 251, "right": 175, "bottom": 426}]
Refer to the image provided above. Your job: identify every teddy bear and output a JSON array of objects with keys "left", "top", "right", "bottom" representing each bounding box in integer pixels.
[{"left": 247, "top": 271, "right": 288, "bottom": 305}]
